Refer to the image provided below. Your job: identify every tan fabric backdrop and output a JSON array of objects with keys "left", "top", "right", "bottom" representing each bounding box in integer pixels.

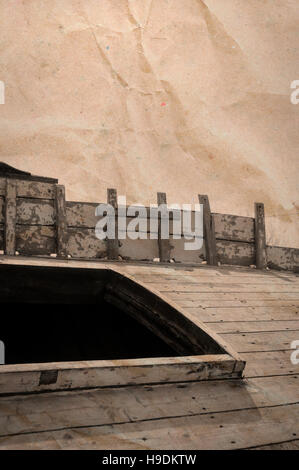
[{"left": 0, "top": 0, "right": 298, "bottom": 247}]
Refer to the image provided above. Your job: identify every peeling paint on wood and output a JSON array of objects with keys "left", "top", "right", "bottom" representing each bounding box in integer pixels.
[
  {"left": 157, "top": 192, "right": 171, "bottom": 263},
  {"left": 16, "top": 180, "right": 55, "bottom": 199},
  {"left": 255, "top": 203, "right": 266, "bottom": 269},
  {"left": 107, "top": 188, "right": 118, "bottom": 260},
  {"left": 67, "top": 228, "right": 106, "bottom": 259},
  {"left": 199, "top": 195, "right": 217, "bottom": 266},
  {"left": 16, "top": 226, "right": 56, "bottom": 255},
  {"left": 267, "top": 246, "right": 299, "bottom": 271},
  {"left": 216, "top": 240, "right": 255, "bottom": 266},
  {"left": 213, "top": 213, "right": 254, "bottom": 243},
  {"left": 66, "top": 201, "right": 100, "bottom": 228},
  {"left": 4, "top": 179, "right": 17, "bottom": 255},
  {"left": 55, "top": 185, "right": 68, "bottom": 257},
  {"left": 16, "top": 199, "right": 55, "bottom": 225},
  {"left": 0, "top": 197, "right": 4, "bottom": 224},
  {"left": 0, "top": 226, "right": 4, "bottom": 250}
]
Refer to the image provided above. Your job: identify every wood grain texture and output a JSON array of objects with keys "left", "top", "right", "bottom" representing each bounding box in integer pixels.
[
  {"left": 0, "top": 403, "right": 297, "bottom": 450},
  {"left": 0, "top": 375, "right": 297, "bottom": 438},
  {"left": 0, "top": 355, "right": 236, "bottom": 395}
]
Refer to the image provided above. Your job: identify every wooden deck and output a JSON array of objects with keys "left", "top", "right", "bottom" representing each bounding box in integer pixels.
[{"left": 0, "top": 258, "right": 298, "bottom": 449}]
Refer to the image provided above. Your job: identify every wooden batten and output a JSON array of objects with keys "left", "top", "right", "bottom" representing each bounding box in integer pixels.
[
  {"left": 107, "top": 188, "right": 119, "bottom": 260},
  {"left": 198, "top": 194, "right": 217, "bottom": 266},
  {"left": 255, "top": 202, "right": 266, "bottom": 269},
  {"left": 157, "top": 192, "right": 171, "bottom": 262},
  {"left": 4, "top": 179, "right": 17, "bottom": 255},
  {"left": 55, "top": 185, "right": 68, "bottom": 258}
]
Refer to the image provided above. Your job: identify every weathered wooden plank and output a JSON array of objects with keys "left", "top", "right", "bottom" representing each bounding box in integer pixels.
[
  {"left": 16, "top": 199, "right": 55, "bottom": 225},
  {"left": 170, "top": 238, "right": 205, "bottom": 264},
  {"left": 16, "top": 226, "right": 56, "bottom": 255},
  {"left": 221, "top": 330, "right": 298, "bottom": 353},
  {"left": 165, "top": 291, "right": 299, "bottom": 301},
  {"left": 157, "top": 192, "right": 171, "bottom": 262},
  {"left": 0, "top": 375, "right": 297, "bottom": 440},
  {"left": 184, "top": 305, "right": 299, "bottom": 323},
  {"left": 0, "top": 403, "right": 297, "bottom": 450},
  {"left": 250, "top": 440, "right": 299, "bottom": 450},
  {"left": 4, "top": 179, "right": 17, "bottom": 255},
  {"left": 0, "top": 355, "right": 235, "bottom": 395},
  {"left": 0, "top": 226, "right": 3, "bottom": 250},
  {"left": 16, "top": 180, "right": 56, "bottom": 199},
  {"left": 207, "top": 321, "right": 299, "bottom": 334},
  {"left": 216, "top": 240, "right": 255, "bottom": 266},
  {"left": 255, "top": 202, "right": 266, "bottom": 269},
  {"left": 175, "top": 298, "right": 299, "bottom": 308},
  {"left": 55, "top": 185, "right": 68, "bottom": 257},
  {"left": 139, "top": 277, "right": 299, "bottom": 287},
  {"left": 67, "top": 228, "right": 106, "bottom": 259},
  {"left": 158, "top": 282, "right": 299, "bottom": 293},
  {"left": 107, "top": 188, "right": 118, "bottom": 260},
  {"left": 243, "top": 350, "right": 298, "bottom": 377},
  {"left": 213, "top": 213, "right": 255, "bottom": 243},
  {"left": 66, "top": 201, "right": 99, "bottom": 228},
  {"left": 119, "top": 239, "right": 158, "bottom": 261},
  {"left": 0, "top": 178, "right": 6, "bottom": 196},
  {"left": 267, "top": 245, "right": 299, "bottom": 272},
  {"left": 199, "top": 194, "right": 217, "bottom": 265},
  {"left": 135, "top": 268, "right": 299, "bottom": 287},
  {"left": 0, "top": 196, "right": 4, "bottom": 224}
]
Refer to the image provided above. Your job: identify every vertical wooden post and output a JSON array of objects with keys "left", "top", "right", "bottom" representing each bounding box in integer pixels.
[
  {"left": 4, "top": 179, "right": 17, "bottom": 256},
  {"left": 55, "top": 185, "right": 68, "bottom": 258},
  {"left": 107, "top": 188, "right": 119, "bottom": 260},
  {"left": 157, "top": 192, "right": 171, "bottom": 263},
  {"left": 198, "top": 194, "right": 217, "bottom": 266},
  {"left": 255, "top": 202, "right": 266, "bottom": 269}
]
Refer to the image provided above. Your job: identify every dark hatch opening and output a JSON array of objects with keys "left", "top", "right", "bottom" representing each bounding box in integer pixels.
[
  {"left": 0, "top": 264, "right": 225, "bottom": 366},
  {"left": 1, "top": 301, "right": 177, "bottom": 365}
]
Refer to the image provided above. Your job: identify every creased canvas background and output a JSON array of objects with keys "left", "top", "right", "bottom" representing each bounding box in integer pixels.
[{"left": 0, "top": 0, "right": 298, "bottom": 247}]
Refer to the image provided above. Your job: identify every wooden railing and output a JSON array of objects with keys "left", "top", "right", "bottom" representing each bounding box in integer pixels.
[{"left": 0, "top": 175, "right": 298, "bottom": 271}]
